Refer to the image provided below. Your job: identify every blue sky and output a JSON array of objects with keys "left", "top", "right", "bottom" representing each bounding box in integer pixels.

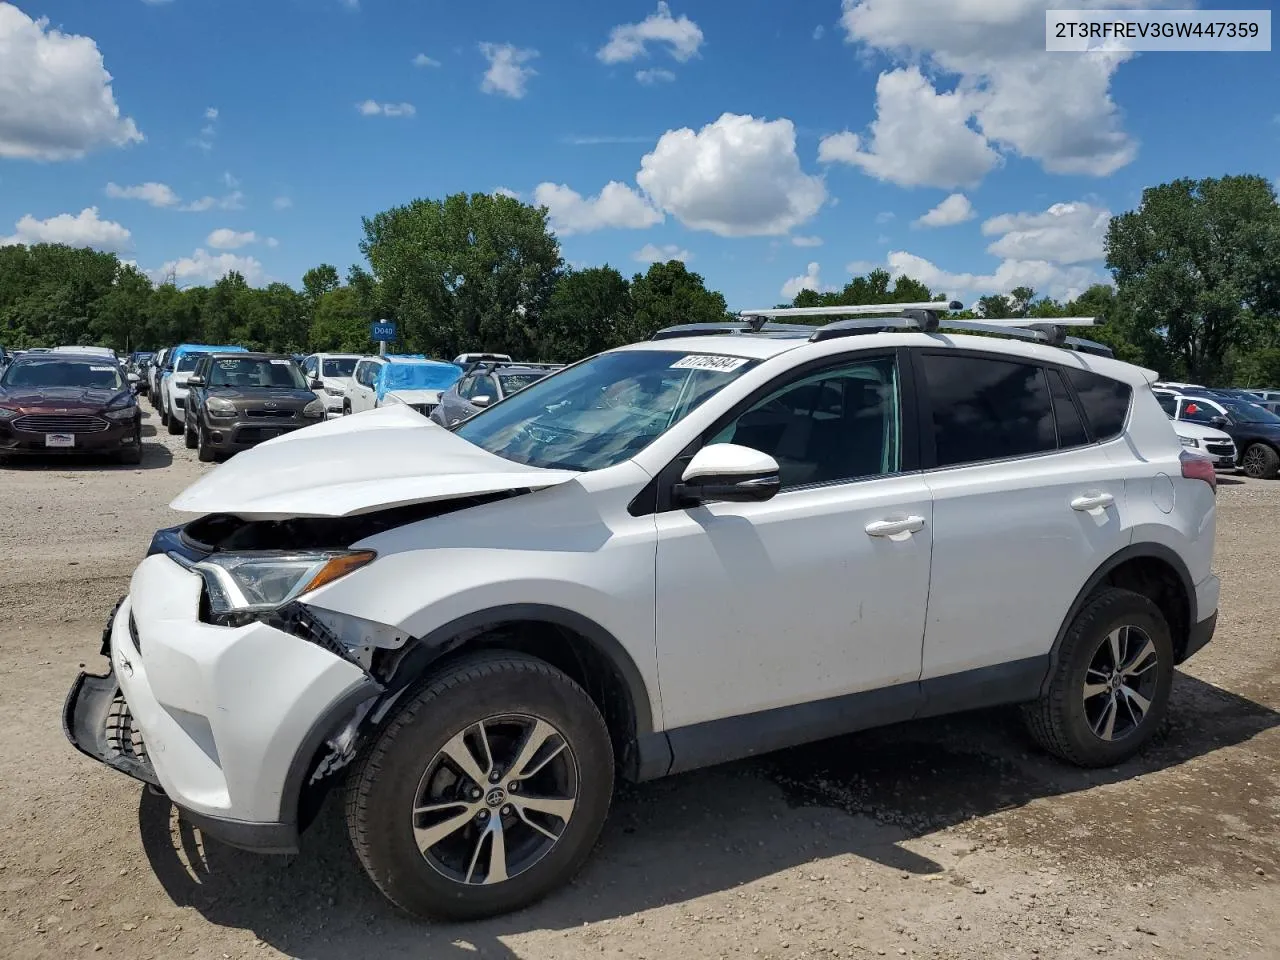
[{"left": 0, "top": 0, "right": 1275, "bottom": 310}]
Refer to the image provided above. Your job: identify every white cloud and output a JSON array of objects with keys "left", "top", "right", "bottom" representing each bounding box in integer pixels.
[
  {"left": 875, "top": 211, "right": 895, "bottom": 224},
  {"left": 914, "top": 193, "right": 976, "bottom": 228},
  {"left": 479, "top": 42, "right": 538, "bottom": 99},
  {"left": 836, "top": 0, "right": 1173, "bottom": 177},
  {"left": 152, "top": 248, "right": 266, "bottom": 287},
  {"left": 204, "top": 106, "right": 218, "bottom": 120},
  {"left": 781, "top": 262, "right": 830, "bottom": 299},
  {"left": 413, "top": 53, "right": 441, "bottom": 67},
  {"left": 339, "top": 0, "right": 359, "bottom": 9},
  {"left": 818, "top": 67, "right": 1000, "bottom": 189},
  {"left": 598, "top": 3, "right": 704, "bottom": 64},
  {"left": 814, "top": 25, "right": 826, "bottom": 40},
  {"left": 791, "top": 235, "right": 823, "bottom": 247},
  {"left": 638, "top": 113, "right": 826, "bottom": 237},
  {"left": 357, "top": 100, "right": 416, "bottom": 117},
  {"left": 492, "top": 186, "right": 521, "bottom": 199},
  {"left": 206, "top": 228, "right": 258, "bottom": 250},
  {"left": 0, "top": 5, "right": 142, "bottom": 160},
  {"left": 181, "top": 190, "right": 244, "bottom": 213},
  {"left": 105, "top": 181, "right": 180, "bottom": 208},
  {"left": 272, "top": 196, "right": 292, "bottom": 210},
  {"left": 633, "top": 243, "right": 691, "bottom": 264},
  {"left": 846, "top": 259, "right": 880, "bottom": 275},
  {"left": 981, "top": 200, "right": 1110, "bottom": 263},
  {"left": 1, "top": 207, "right": 131, "bottom": 253},
  {"left": 636, "top": 68, "right": 676, "bottom": 85},
  {"left": 533, "top": 181, "right": 663, "bottom": 235},
  {"left": 265, "top": 237, "right": 279, "bottom": 249},
  {"left": 886, "top": 250, "right": 1103, "bottom": 302}
]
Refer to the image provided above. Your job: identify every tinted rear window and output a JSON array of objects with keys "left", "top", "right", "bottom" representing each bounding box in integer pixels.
[
  {"left": 919, "top": 354, "right": 1056, "bottom": 467},
  {"left": 1066, "top": 369, "right": 1131, "bottom": 441}
]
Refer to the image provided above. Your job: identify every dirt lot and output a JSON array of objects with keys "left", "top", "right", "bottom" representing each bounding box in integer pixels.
[{"left": 1, "top": 405, "right": 1277, "bottom": 960}]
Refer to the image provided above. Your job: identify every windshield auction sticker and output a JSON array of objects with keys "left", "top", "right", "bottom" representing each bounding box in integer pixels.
[{"left": 669, "top": 355, "right": 749, "bottom": 372}]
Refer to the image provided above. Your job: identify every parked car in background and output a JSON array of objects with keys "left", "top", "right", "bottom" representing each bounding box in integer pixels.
[
  {"left": 1153, "top": 392, "right": 1237, "bottom": 470},
  {"left": 344, "top": 355, "right": 436, "bottom": 414},
  {"left": 301, "top": 353, "right": 361, "bottom": 418},
  {"left": 453, "top": 352, "right": 511, "bottom": 366},
  {"left": 0, "top": 351, "right": 142, "bottom": 463},
  {"left": 161, "top": 344, "right": 247, "bottom": 435},
  {"left": 432, "top": 360, "right": 562, "bottom": 427},
  {"left": 52, "top": 345, "right": 117, "bottom": 360},
  {"left": 148, "top": 347, "right": 171, "bottom": 402},
  {"left": 1156, "top": 387, "right": 1280, "bottom": 478},
  {"left": 372, "top": 357, "right": 464, "bottom": 418},
  {"left": 182, "top": 352, "right": 326, "bottom": 461}
]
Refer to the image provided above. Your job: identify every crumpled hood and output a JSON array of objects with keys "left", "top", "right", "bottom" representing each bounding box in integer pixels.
[{"left": 170, "top": 404, "right": 579, "bottom": 518}]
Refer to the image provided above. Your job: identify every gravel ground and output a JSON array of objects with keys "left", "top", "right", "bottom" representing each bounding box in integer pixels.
[{"left": 1, "top": 404, "right": 1277, "bottom": 960}]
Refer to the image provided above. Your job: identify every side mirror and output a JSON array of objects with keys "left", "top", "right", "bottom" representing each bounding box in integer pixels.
[
  {"left": 471, "top": 395, "right": 492, "bottom": 408},
  {"left": 674, "top": 443, "right": 781, "bottom": 504},
  {"left": 185, "top": 375, "right": 205, "bottom": 387},
  {"left": 127, "top": 372, "right": 140, "bottom": 383},
  {"left": 310, "top": 378, "right": 325, "bottom": 390},
  {"left": 1210, "top": 415, "right": 1230, "bottom": 428}
]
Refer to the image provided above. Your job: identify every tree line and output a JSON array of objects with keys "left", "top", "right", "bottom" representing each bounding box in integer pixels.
[{"left": 2, "top": 175, "right": 1278, "bottom": 385}]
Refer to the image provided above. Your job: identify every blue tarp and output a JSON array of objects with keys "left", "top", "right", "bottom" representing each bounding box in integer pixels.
[
  {"left": 375, "top": 359, "right": 463, "bottom": 402},
  {"left": 164, "top": 343, "right": 247, "bottom": 381}
]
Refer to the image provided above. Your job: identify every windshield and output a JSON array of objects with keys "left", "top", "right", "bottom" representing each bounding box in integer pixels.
[
  {"left": 1221, "top": 398, "right": 1280, "bottom": 424},
  {"left": 322, "top": 357, "right": 358, "bottom": 378},
  {"left": 207, "top": 357, "right": 308, "bottom": 389},
  {"left": 455, "top": 349, "right": 761, "bottom": 471},
  {"left": 498, "top": 372, "right": 547, "bottom": 394},
  {"left": 176, "top": 353, "right": 205, "bottom": 373},
  {"left": 1, "top": 359, "right": 124, "bottom": 391}
]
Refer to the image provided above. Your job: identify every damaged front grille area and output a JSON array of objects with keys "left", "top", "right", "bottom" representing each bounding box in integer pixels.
[{"left": 106, "top": 694, "right": 150, "bottom": 768}]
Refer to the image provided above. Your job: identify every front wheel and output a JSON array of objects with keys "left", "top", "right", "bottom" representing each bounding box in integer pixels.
[
  {"left": 197, "top": 422, "right": 215, "bottom": 463},
  {"left": 184, "top": 416, "right": 198, "bottom": 449},
  {"left": 166, "top": 406, "right": 182, "bottom": 435},
  {"left": 1023, "top": 587, "right": 1173, "bottom": 768},
  {"left": 345, "top": 652, "right": 614, "bottom": 921},
  {"left": 1242, "top": 442, "right": 1279, "bottom": 480}
]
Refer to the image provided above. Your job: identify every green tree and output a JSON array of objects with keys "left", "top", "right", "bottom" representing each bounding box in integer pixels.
[
  {"left": 361, "top": 192, "right": 562, "bottom": 359},
  {"left": 539, "top": 266, "right": 633, "bottom": 361},
  {"left": 1107, "top": 175, "right": 1280, "bottom": 383},
  {"left": 627, "top": 260, "right": 729, "bottom": 341},
  {"left": 787, "top": 268, "right": 938, "bottom": 319},
  {"left": 310, "top": 286, "right": 374, "bottom": 352}
]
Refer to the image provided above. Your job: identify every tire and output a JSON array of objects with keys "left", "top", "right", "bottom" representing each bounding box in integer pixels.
[
  {"left": 1023, "top": 587, "right": 1174, "bottom": 768},
  {"left": 1241, "top": 442, "right": 1279, "bottom": 480},
  {"left": 166, "top": 405, "right": 182, "bottom": 435},
  {"left": 118, "top": 432, "right": 143, "bottom": 465},
  {"left": 342, "top": 400, "right": 351, "bottom": 416},
  {"left": 184, "top": 416, "right": 198, "bottom": 449},
  {"left": 345, "top": 651, "right": 614, "bottom": 921},
  {"left": 158, "top": 399, "right": 169, "bottom": 426},
  {"left": 197, "top": 422, "right": 215, "bottom": 463}
]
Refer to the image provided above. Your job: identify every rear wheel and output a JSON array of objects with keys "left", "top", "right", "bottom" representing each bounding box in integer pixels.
[
  {"left": 166, "top": 405, "right": 182, "bottom": 435},
  {"left": 1023, "top": 587, "right": 1173, "bottom": 767},
  {"left": 345, "top": 652, "right": 613, "bottom": 921},
  {"left": 1242, "top": 442, "right": 1279, "bottom": 480}
]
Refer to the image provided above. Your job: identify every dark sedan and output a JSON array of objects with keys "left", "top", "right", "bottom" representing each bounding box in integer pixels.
[
  {"left": 0, "top": 353, "right": 143, "bottom": 464},
  {"left": 183, "top": 352, "right": 326, "bottom": 461},
  {"left": 1180, "top": 394, "right": 1280, "bottom": 479}
]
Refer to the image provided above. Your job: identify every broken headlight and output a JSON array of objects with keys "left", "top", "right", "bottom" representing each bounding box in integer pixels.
[{"left": 181, "top": 550, "right": 376, "bottom": 616}]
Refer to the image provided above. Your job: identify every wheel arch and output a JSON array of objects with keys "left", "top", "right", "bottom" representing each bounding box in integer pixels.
[{"left": 1043, "top": 543, "right": 1196, "bottom": 696}]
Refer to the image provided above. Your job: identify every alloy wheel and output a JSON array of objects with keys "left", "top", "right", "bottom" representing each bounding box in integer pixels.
[
  {"left": 1082, "top": 624, "right": 1159, "bottom": 742},
  {"left": 411, "top": 714, "right": 578, "bottom": 886},
  {"left": 1244, "top": 445, "right": 1267, "bottom": 478}
]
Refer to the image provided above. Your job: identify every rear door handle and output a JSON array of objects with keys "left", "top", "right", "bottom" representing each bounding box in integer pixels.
[
  {"left": 865, "top": 516, "right": 926, "bottom": 539},
  {"left": 1070, "top": 492, "right": 1115, "bottom": 512}
]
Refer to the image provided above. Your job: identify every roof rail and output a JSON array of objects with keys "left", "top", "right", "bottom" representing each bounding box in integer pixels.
[{"left": 650, "top": 300, "right": 1112, "bottom": 357}]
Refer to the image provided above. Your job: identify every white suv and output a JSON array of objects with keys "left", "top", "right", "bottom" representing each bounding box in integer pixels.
[{"left": 65, "top": 303, "right": 1219, "bottom": 921}]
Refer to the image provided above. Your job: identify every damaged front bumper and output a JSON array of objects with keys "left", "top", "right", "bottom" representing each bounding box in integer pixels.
[{"left": 62, "top": 555, "right": 380, "bottom": 854}]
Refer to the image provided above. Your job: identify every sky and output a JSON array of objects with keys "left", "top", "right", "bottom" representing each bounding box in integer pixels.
[{"left": 0, "top": 0, "right": 1275, "bottom": 311}]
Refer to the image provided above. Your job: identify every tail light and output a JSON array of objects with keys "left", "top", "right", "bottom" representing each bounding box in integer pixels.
[{"left": 1180, "top": 449, "right": 1217, "bottom": 493}]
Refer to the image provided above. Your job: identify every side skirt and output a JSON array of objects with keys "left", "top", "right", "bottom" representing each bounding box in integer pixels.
[{"left": 645, "top": 657, "right": 1049, "bottom": 780}]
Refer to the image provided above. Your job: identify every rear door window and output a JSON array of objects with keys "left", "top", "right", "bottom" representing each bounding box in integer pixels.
[{"left": 918, "top": 354, "right": 1056, "bottom": 467}]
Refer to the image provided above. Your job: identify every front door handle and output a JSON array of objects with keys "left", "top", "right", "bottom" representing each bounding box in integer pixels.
[
  {"left": 865, "top": 516, "right": 926, "bottom": 539},
  {"left": 1071, "top": 492, "right": 1115, "bottom": 512}
]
